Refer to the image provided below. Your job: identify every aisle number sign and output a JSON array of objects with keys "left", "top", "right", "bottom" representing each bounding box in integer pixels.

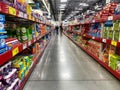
[
  {"left": 9, "top": 6, "right": 16, "bottom": 16},
  {"left": 12, "top": 47, "right": 19, "bottom": 56},
  {"left": 111, "top": 40, "right": 117, "bottom": 46}
]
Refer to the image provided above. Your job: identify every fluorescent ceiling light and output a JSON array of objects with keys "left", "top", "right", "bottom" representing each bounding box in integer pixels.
[
  {"left": 60, "top": 9, "right": 65, "bottom": 11},
  {"left": 60, "top": 4, "right": 66, "bottom": 7},
  {"left": 60, "top": 6, "right": 65, "bottom": 8},
  {"left": 60, "top": 4, "right": 66, "bottom": 8},
  {"left": 60, "top": 8, "right": 65, "bottom": 10},
  {"left": 75, "top": 7, "right": 83, "bottom": 10},
  {"left": 79, "top": 3, "right": 89, "bottom": 6},
  {"left": 61, "top": 0, "right": 67, "bottom": 3},
  {"left": 27, "top": 0, "right": 34, "bottom": 3}
]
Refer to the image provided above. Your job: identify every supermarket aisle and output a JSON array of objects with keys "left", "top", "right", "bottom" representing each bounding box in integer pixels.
[{"left": 24, "top": 35, "right": 120, "bottom": 90}]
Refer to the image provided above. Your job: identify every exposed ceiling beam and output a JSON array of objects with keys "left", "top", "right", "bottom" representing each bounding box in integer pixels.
[{"left": 48, "top": 0, "right": 57, "bottom": 20}]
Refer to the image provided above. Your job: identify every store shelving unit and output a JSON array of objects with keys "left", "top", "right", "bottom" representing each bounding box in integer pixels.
[
  {"left": 0, "top": 1, "right": 54, "bottom": 90},
  {"left": 0, "top": 2, "right": 50, "bottom": 24},
  {"left": 64, "top": 32, "right": 120, "bottom": 80},
  {"left": 18, "top": 39, "right": 51, "bottom": 90},
  {"left": 64, "top": 3, "right": 120, "bottom": 79},
  {"left": 0, "top": 30, "right": 52, "bottom": 66},
  {"left": 67, "top": 30, "right": 120, "bottom": 47}
]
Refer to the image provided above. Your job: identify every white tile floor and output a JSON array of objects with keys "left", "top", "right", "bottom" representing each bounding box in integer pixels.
[{"left": 24, "top": 35, "right": 120, "bottom": 90}]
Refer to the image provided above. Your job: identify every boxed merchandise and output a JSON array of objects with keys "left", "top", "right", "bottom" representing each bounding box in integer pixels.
[
  {"left": 109, "top": 54, "right": 120, "bottom": 70},
  {"left": 0, "top": 62, "right": 20, "bottom": 90},
  {"left": 87, "top": 40, "right": 101, "bottom": 57},
  {"left": 113, "top": 20, "right": 120, "bottom": 31},
  {"left": 12, "top": 56, "right": 33, "bottom": 80},
  {"left": 102, "top": 45, "right": 110, "bottom": 64},
  {"left": 113, "top": 30, "right": 120, "bottom": 41},
  {"left": 26, "top": 4, "right": 32, "bottom": 15},
  {"left": 1, "top": 0, "right": 15, "bottom": 7},
  {"left": 115, "top": 3, "right": 120, "bottom": 14},
  {"left": 89, "top": 23, "right": 101, "bottom": 38},
  {"left": 6, "top": 22, "right": 34, "bottom": 42},
  {"left": 15, "top": 0, "right": 26, "bottom": 13},
  {"left": 103, "top": 29, "right": 108, "bottom": 38},
  {"left": 108, "top": 30, "right": 114, "bottom": 40},
  {"left": 0, "top": 14, "right": 8, "bottom": 54}
]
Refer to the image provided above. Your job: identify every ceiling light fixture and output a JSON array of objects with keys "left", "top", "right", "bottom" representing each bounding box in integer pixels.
[
  {"left": 60, "top": 4, "right": 66, "bottom": 8},
  {"left": 79, "top": 3, "right": 89, "bottom": 7},
  {"left": 60, "top": 8, "right": 65, "bottom": 10},
  {"left": 61, "top": 0, "right": 67, "bottom": 3}
]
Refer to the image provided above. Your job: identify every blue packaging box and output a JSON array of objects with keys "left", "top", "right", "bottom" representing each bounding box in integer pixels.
[{"left": 0, "top": 14, "right": 5, "bottom": 22}]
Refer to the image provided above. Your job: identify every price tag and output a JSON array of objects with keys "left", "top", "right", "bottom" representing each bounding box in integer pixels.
[
  {"left": 108, "top": 16, "right": 113, "bottom": 20},
  {"left": 12, "top": 47, "right": 19, "bottom": 56},
  {"left": 111, "top": 40, "right": 117, "bottom": 46},
  {"left": 18, "top": 11, "right": 23, "bottom": 18},
  {"left": 9, "top": 6, "right": 16, "bottom": 16},
  {"left": 28, "top": 41, "right": 31, "bottom": 46},
  {"left": 102, "top": 39, "right": 106, "bottom": 43},
  {"left": 24, "top": 14, "right": 27, "bottom": 19},
  {"left": 92, "top": 37, "right": 95, "bottom": 39},
  {"left": 23, "top": 43, "right": 27, "bottom": 50}
]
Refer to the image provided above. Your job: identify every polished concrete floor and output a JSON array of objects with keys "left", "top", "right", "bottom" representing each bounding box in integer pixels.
[{"left": 24, "top": 35, "right": 120, "bottom": 90}]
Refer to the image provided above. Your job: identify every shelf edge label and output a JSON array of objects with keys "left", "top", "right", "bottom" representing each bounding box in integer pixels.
[
  {"left": 12, "top": 47, "right": 19, "bottom": 56},
  {"left": 23, "top": 43, "right": 27, "bottom": 50},
  {"left": 9, "top": 6, "right": 16, "bottom": 16},
  {"left": 111, "top": 40, "right": 117, "bottom": 46},
  {"left": 108, "top": 16, "right": 113, "bottom": 20},
  {"left": 102, "top": 39, "right": 106, "bottom": 43}
]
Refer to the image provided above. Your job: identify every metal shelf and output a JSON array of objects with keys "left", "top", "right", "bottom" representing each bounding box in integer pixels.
[
  {"left": 18, "top": 39, "right": 51, "bottom": 90},
  {"left": 64, "top": 32, "right": 120, "bottom": 80},
  {"left": 0, "top": 31, "right": 52, "bottom": 66}
]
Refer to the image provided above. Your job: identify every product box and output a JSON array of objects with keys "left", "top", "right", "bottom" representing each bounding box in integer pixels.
[
  {"left": 114, "top": 30, "right": 120, "bottom": 41},
  {"left": 103, "top": 29, "right": 108, "bottom": 38},
  {"left": 0, "top": 14, "right": 5, "bottom": 22},
  {"left": 26, "top": 4, "right": 32, "bottom": 15},
  {"left": 109, "top": 54, "right": 120, "bottom": 70},
  {"left": 113, "top": 20, "right": 120, "bottom": 30},
  {"left": 108, "top": 30, "right": 114, "bottom": 40},
  {"left": 2, "top": 0, "right": 15, "bottom": 7}
]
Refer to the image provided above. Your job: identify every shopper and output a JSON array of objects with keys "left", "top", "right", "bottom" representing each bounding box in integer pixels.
[
  {"left": 55, "top": 25, "right": 59, "bottom": 35},
  {"left": 60, "top": 24, "right": 63, "bottom": 35}
]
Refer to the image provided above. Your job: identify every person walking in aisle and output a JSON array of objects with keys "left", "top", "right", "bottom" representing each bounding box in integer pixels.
[
  {"left": 60, "top": 23, "right": 63, "bottom": 36},
  {"left": 55, "top": 25, "right": 59, "bottom": 35}
]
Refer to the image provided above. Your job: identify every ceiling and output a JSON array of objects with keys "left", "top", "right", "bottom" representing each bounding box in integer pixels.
[
  {"left": 30, "top": 0, "right": 120, "bottom": 21},
  {"left": 48, "top": 0, "right": 120, "bottom": 21},
  {"left": 49, "top": 0, "right": 105, "bottom": 21}
]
